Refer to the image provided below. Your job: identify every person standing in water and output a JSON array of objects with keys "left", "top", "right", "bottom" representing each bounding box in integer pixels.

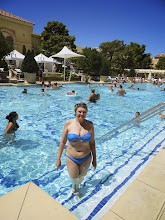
[
  {"left": 5, "top": 112, "right": 19, "bottom": 134},
  {"left": 56, "top": 102, "right": 96, "bottom": 194}
]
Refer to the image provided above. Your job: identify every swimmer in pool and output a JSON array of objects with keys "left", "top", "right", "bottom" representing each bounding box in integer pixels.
[
  {"left": 22, "top": 88, "right": 27, "bottom": 93},
  {"left": 110, "top": 88, "right": 115, "bottom": 93},
  {"left": 56, "top": 102, "right": 96, "bottom": 194},
  {"left": 116, "top": 85, "right": 126, "bottom": 96},
  {"left": 84, "top": 88, "right": 100, "bottom": 103},
  {"left": 5, "top": 112, "right": 19, "bottom": 134},
  {"left": 66, "top": 90, "right": 77, "bottom": 95},
  {"left": 135, "top": 112, "right": 140, "bottom": 117},
  {"left": 41, "top": 88, "right": 45, "bottom": 94}
]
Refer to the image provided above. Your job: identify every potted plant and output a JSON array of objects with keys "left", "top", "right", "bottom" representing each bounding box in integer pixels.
[{"left": 21, "top": 50, "right": 39, "bottom": 84}]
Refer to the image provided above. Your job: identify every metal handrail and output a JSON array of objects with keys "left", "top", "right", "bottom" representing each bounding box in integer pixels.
[{"left": 96, "top": 102, "right": 165, "bottom": 141}]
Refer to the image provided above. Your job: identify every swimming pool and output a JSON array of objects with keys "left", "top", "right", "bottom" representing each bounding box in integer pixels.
[{"left": 0, "top": 83, "right": 164, "bottom": 219}]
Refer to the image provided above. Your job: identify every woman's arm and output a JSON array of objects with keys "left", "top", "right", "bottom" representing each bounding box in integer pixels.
[
  {"left": 5, "top": 122, "right": 14, "bottom": 134},
  {"left": 56, "top": 121, "right": 68, "bottom": 170},
  {"left": 84, "top": 94, "right": 93, "bottom": 101},
  {"left": 89, "top": 122, "right": 97, "bottom": 170}
]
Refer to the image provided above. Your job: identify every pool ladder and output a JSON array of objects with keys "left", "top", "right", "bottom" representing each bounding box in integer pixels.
[{"left": 96, "top": 102, "right": 165, "bottom": 141}]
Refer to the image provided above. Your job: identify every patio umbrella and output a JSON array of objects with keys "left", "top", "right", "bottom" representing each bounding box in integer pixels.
[
  {"left": 4, "top": 50, "right": 25, "bottom": 69},
  {"left": 52, "top": 46, "right": 84, "bottom": 81},
  {"left": 34, "top": 53, "right": 51, "bottom": 64},
  {"left": 4, "top": 50, "right": 25, "bottom": 61}
]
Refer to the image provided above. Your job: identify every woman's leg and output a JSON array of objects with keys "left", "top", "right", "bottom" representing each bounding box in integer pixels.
[
  {"left": 66, "top": 157, "right": 80, "bottom": 192},
  {"left": 79, "top": 155, "right": 91, "bottom": 183},
  {"left": 66, "top": 156, "right": 91, "bottom": 192},
  {"left": 66, "top": 157, "right": 79, "bottom": 179}
]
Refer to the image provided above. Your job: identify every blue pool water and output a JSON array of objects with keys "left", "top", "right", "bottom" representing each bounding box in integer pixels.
[{"left": 0, "top": 83, "right": 165, "bottom": 219}]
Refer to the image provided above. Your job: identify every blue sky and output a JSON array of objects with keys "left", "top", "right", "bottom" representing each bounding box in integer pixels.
[{"left": 1, "top": 0, "right": 165, "bottom": 57}]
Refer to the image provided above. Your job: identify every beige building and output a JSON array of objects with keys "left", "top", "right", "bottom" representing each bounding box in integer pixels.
[
  {"left": 152, "top": 52, "right": 165, "bottom": 69},
  {"left": 0, "top": 9, "right": 82, "bottom": 56},
  {"left": 0, "top": 9, "right": 41, "bottom": 54}
]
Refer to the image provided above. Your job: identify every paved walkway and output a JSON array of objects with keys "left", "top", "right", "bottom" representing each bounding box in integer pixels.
[{"left": 102, "top": 147, "right": 165, "bottom": 220}]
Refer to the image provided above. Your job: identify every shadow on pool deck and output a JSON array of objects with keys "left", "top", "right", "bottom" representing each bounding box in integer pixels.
[{"left": 0, "top": 147, "right": 165, "bottom": 220}]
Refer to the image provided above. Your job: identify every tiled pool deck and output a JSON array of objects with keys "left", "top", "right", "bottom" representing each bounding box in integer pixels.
[{"left": 0, "top": 81, "right": 165, "bottom": 220}]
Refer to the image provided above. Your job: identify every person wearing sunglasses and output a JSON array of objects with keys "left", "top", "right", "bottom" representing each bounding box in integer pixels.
[{"left": 56, "top": 102, "right": 97, "bottom": 194}]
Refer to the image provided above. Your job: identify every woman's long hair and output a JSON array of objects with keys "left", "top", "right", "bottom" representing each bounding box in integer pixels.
[{"left": 6, "top": 112, "right": 18, "bottom": 123}]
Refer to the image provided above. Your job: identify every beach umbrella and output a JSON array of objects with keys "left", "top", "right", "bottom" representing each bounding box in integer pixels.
[{"left": 52, "top": 46, "right": 84, "bottom": 81}]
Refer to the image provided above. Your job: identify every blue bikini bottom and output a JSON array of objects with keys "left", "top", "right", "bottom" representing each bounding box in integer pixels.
[{"left": 66, "top": 152, "right": 91, "bottom": 165}]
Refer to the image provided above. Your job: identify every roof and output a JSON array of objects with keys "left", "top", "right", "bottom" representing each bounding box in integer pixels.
[
  {"left": 154, "top": 53, "right": 165, "bottom": 57},
  {"left": 0, "top": 9, "right": 34, "bottom": 25}
]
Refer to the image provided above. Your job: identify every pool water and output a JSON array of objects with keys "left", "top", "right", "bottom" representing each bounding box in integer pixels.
[{"left": 0, "top": 83, "right": 164, "bottom": 219}]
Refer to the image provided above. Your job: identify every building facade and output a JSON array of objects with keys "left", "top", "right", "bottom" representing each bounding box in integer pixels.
[
  {"left": 152, "top": 52, "right": 165, "bottom": 69},
  {"left": 0, "top": 9, "right": 41, "bottom": 54}
]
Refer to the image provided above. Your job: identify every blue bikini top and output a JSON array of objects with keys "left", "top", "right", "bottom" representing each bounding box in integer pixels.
[{"left": 67, "top": 133, "right": 92, "bottom": 142}]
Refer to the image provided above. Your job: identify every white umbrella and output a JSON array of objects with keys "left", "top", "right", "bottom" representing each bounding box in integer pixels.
[
  {"left": 52, "top": 46, "right": 84, "bottom": 81},
  {"left": 49, "top": 56, "right": 62, "bottom": 64},
  {"left": 34, "top": 53, "right": 51, "bottom": 63},
  {"left": 4, "top": 50, "right": 25, "bottom": 60},
  {"left": 4, "top": 50, "right": 25, "bottom": 69}
]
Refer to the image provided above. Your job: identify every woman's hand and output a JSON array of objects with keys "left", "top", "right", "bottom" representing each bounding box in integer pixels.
[
  {"left": 56, "top": 159, "right": 61, "bottom": 171},
  {"left": 92, "top": 160, "right": 97, "bottom": 171}
]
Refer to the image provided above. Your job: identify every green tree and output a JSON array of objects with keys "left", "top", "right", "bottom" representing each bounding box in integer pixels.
[
  {"left": 99, "top": 40, "right": 125, "bottom": 68},
  {"left": 99, "top": 60, "right": 109, "bottom": 76},
  {"left": 1, "top": 59, "right": 8, "bottom": 71},
  {"left": 156, "top": 57, "right": 165, "bottom": 70},
  {"left": 41, "top": 21, "right": 76, "bottom": 57},
  {"left": 126, "top": 42, "right": 151, "bottom": 69},
  {"left": 127, "top": 68, "right": 136, "bottom": 77},
  {"left": 0, "top": 30, "right": 12, "bottom": 62},
  {"left": 99, "top": 40, "right": 151, "bottom": 72},
  {"left": 76, "top": 47, "right": 102, "bottom": 76},
  {"left": 111, "top": 47, "right": 129, "bottom": 73},
  {"left": 21, "top": 50, "right": 39, "bottom": 73}
]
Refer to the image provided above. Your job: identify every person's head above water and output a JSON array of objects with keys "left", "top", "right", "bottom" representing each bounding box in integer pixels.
[
  {"left": 6, "top": 112, "right": 18, "bottom": 122},
  {"left": 91, "top": 88, "right": 95, "bottom": 93},
  {"left": 135, "top": 112, "right": 140, "bottom": 117},
  {"left": 74, "top": 102, "right": 88, "bottom": 113},
  {"left": 22, "top": 88, "right": 27, "bottom": 93}
]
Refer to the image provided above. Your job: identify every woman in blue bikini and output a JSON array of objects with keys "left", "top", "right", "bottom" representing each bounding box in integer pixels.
[{"left": 56, "top": 102, "right": 97, "bottom": 193}]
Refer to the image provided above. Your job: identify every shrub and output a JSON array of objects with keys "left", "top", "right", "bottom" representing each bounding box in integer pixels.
[
  {"left": 21, "top": 50, "right": 39, "bottom": 73},
  {"left": 0, "top": 59, "right": 8, "bottom": 71},
  {"left": 71, "top": 73, "right": 79, "bottom": 81},
  {"left": 127, "top": 68, "right": 136, "bottom": 77}
]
